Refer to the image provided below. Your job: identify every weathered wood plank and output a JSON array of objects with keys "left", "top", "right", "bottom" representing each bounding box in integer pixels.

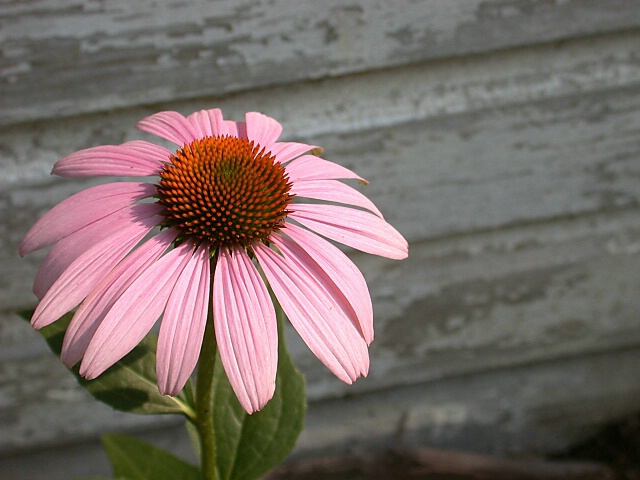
[
  {"left": 2, "top": 0, "right": 639, "bottom": 125},
  {"left": 0, "top": 346, "right": 183, "bottom": 454},
  {"left": 3, "top": 30, "right": 639, "bottom": 188},
  {"left": 265, "top": 448, "right": 614, "bottom": 480},
  {"left": 296, "top": 209, "right": 640, "bottom": 398},
  {"left": 2, "top": 13, "right": 640, "bottom": 470},
  {"left": 295, "top": 347, "right": 640, "bottom": 459},
  {"left": 342, "top": 88, "right": 640, "bottom": 242},
  {"left": 3, "top": 346, "right": 640, "bottom": 479},
  {"left": 2, "top": 207, "right": 639, "bottom": 453},
  {"left": 3, "top": 69, "right": 640, "bottom": 319}
]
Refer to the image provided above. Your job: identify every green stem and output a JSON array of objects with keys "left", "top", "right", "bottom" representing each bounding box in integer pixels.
[{"left": 195, "top": 298, "right": 220, "bottom": 480}]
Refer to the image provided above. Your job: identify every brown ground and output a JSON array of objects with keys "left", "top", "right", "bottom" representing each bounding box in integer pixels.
[
  {"left": 268, "top": 413, "right": 640, "bottom": 479},
  {"left": 555, "top": 413, "right": 640, "bottom": 480}
]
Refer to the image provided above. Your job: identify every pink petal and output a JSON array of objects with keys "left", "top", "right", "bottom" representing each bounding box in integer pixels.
[
  {"left": 291, "top": 179, "right": 384, "bottom": 218},
  {"left": 185, "top": 109, "right": 226, "bottom": 138},
  {"left": 30, "top": 212, "right": 160, "bottom": 330},
  {"left": 61, "top": 229, "right": 177, "bottom": 367},
  {"left": 245, "top": 112, "right": 282, "bottom": 149},
  {"left": 289, "top": 204, "right": 408, "bottom": 260},
  {"left": 79, "top": 241, "right": 195, "bottom": 380},
  {"left": 33, "top": 203, "right": 163, "bottom": 299},
  {"left": 52, "top": 141, "right": 168, "bottom": 177},
  {"left": 137, "top": 111, "right": 201, "bottom": 146},
  {"left": 269, "top": 142, "right": 322, "bottom": 164},
  {"left": 124, "top": 140, "right": 175, "bottom": 159},
  {"left": 19, "top": 182, "right": 155, "bottom": 256},
  {"left": 214, "top": 248, "right": 277, "bottom": 413},
  {"left": 157, "top": 243, "right": 211, "bottom": 396},
  {"left": 285, "top": 155, "right": 366, "bottom": 183},
  {"left": 281, "top": 224, "right": 374, "bottom": 345},
  {"left": 224, "top": 120, "right": 247, "bottom": 139},
  {"left": 254, "top": 242, "right": 369, "bottom": 384}
]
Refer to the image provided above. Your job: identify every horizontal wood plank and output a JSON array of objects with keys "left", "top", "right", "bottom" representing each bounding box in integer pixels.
[
  {"left": 3, "top": 345, "right": 640, "bottom": 477},
  {"left": 2, "top": 30, "right": 640, "bottom": 317},
  {"left": 3, "top": 30, "right": 639, "bottom": 188},
  {"left": 295, "top": 347, "right": 640, "bottom": 459},
  {"left": 293, "top": 209, "right": 640, "bottom": 398},
  {"left": 2, "top": 207, "right": 639, "bottom": 453},
  {"left": 2, "top": 0, "right": 639, "bottom": 125},
  {"left": 3, "top": 54, "right": 640, "bottom": 318},
  {"left": 2, "top": 8, "right": 640, "bottom": 468}
]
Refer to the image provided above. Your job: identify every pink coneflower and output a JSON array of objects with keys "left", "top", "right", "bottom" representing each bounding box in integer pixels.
[{"left": 20, "top": 109, "right": 408, "bottom": 413}]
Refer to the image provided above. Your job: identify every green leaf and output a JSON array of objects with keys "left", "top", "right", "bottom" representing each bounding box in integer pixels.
[
  {"left": 19, "top": 310, "right": 195, "bottom": 418},
  {"left": 102, "top": 433, "right": 200, "bottom": 480},
  {"left": 185, "top": 419, "right": 202, "bottom": 462},
  {"left": 213, "top": 307, "right": 306, "bottom": 480}
]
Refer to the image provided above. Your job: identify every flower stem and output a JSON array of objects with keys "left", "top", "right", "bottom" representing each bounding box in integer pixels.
[{"left": 195, "top": 298, "right": 220, "bottom": 480}]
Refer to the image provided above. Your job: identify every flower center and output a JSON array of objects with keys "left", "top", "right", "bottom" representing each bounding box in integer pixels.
[{"left": 156, "top": 136, "right": 293, "bottom": 248}]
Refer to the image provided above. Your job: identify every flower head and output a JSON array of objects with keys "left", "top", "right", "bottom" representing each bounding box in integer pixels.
[{"left": 20, "top": 109, "right": 408, "bottom": 413}]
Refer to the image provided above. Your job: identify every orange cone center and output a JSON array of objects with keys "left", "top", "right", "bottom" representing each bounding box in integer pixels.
[{"left": 156, "top": 136, "right": 293, "bottom": 248}]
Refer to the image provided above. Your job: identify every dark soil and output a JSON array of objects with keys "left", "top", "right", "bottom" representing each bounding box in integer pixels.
[
  {"left": 268, "top": 413, "right": 640, "bottom": 479},
  {"left": 554, "top": 413, "right": 640, "bottom": 480}
]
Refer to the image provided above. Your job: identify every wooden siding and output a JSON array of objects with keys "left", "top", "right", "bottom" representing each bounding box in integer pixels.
[
  {"left": 1, "top": 1, "right": 640, "bottom": 478},
  {"left": 2, "top": 0, "right": 639, "bottom": 126}
]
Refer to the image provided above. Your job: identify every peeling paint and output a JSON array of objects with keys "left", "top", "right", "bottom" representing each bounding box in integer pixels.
[
  {"left": 379, "top": 265, "right": 578, "bottom": 356},
  {"left": 2, "top": 2, "right": 640, "bottom": 473},
  {"left": 3, "top": 1, "right": 640, "bottom": 125}
]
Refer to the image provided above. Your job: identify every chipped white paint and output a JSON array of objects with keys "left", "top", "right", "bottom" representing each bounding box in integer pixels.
[
  {"left": 3, "top": 31, "right": 640, "bottom": 190},
  {"left": 295, "top": 348, "right": 640, "bottom": 456},
  {"left": 2, "top": 1, "right": 640, "bottom": 478},
  {"left": 2, "top": 0, "right": 639, "bottom": 125}
]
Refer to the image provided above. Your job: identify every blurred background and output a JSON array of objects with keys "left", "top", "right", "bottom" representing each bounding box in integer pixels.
[{"left": 1, "top": 1, "right": 639, "bottom": 478}]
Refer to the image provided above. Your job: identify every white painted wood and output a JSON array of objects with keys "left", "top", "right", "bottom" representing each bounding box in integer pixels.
[
  {"left": 3, "top": 30, "right": 640, "bottom": 187},
  {"left": 3, "top": 347, "right": 640, "bottom": 479},
  {"left": 297, "top": 347, "right": 640, "bottom": 457},
  {"left": 2, "top": 207, "right": 639, "bottom": 452},
  {"left": 292, "top": 209, "right": 640, "bottom": 398},
  {"left": 3, "top": 31, "right": 640, "bottom": 319},
  {"left": 2, "top": 0, "right": 639, "bottom": 125},
  {"left": 2, "top": 2, "right": 640, "bottom": 475}
]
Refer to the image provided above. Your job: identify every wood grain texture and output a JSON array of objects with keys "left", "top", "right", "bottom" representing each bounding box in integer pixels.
[
  {"left": 2, "top": 31, "right": 639, "bottom": 318},
  {"left": 2, "top": 0, "right": 639, "bottom": 125},
  {"left": 2, "top": 348, "right": 638, "bottom": 479},
  {"left": 4, "top": 82, "right": 640, "bottom": 321},
  {"left": 3, "top": 29, "right": 640, "bottom": 187},
  {"left": 295, "top": 209, "right": 640, "bottom": 398},
  {"left": 2, "top": 1, "right": 640, "bottom": 473},
  {"left": 2, "top": 30, "right": 640, "bottom": 455},
  {"left": 2, "top": 208, "right": 639, "bottom": 452}
]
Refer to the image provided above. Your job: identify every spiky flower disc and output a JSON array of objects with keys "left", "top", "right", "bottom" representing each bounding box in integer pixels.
[{"left": 157, "top": 136, "right": 292, "bottom": 247}]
